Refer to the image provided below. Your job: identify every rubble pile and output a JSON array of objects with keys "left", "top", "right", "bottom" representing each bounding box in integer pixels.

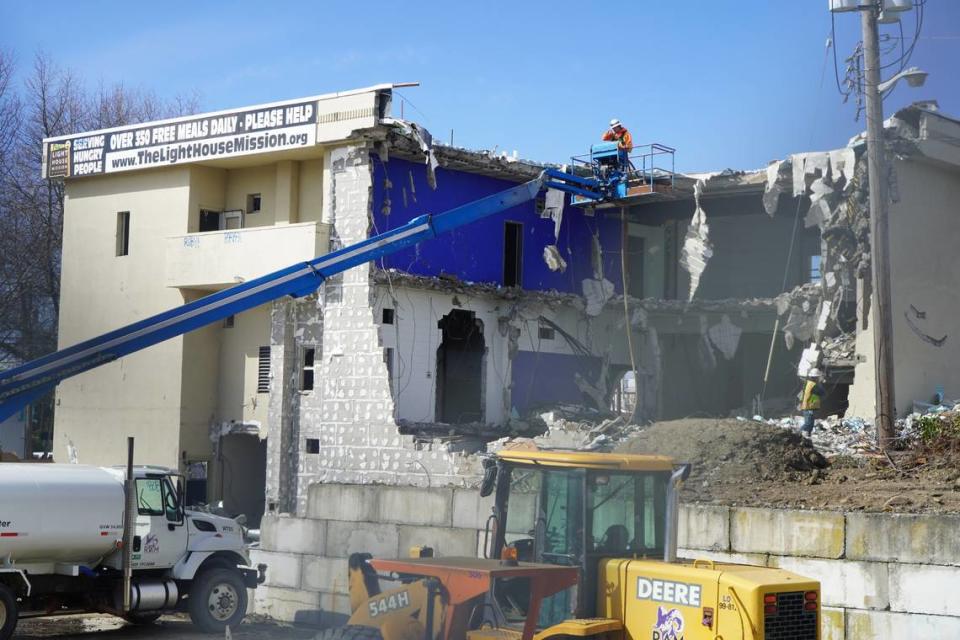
[
  {"left": 819, "top": 333, "right": 856, "bottom": 364},
  {"left": 752, "top": 414, "right": 878, "bottom": 458},
  {"left": 530, "top": 405, "right": 641, "bottom": 451}
]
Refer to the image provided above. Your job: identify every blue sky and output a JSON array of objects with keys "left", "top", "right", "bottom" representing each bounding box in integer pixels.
[{"left": 3, "top": 0, "right": 957, "bottom": 172}]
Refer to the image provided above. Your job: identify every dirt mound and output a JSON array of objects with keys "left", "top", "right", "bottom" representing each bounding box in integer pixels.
[
  {"left": 617, "top": 418, "right": 827, "bottom": 480},
  {"left": 616, "top": 418, "right": 960, "bottom": 513}
]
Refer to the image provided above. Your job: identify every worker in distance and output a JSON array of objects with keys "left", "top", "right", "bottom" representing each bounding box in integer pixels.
[{"left": 603, "top": 118, "right": 633, "bottom": 152}]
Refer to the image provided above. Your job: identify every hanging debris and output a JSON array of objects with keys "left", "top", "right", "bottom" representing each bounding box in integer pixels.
[{"left": 679, "top": 179, "right": 713, "bottom": 301}]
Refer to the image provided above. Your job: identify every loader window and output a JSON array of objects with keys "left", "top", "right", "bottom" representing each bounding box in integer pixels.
[
  {"left": 501, "top": 467, "right": 584, "bottom": 565},
  {"left": 587, "top": 472, "right": 667, "bottom": 556},
  {"left": 136, "top": 478, "right": 164, "bottom": 516}
]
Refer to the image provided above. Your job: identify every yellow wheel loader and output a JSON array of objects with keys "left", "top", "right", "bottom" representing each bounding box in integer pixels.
[{"left": 320, "top": 450, "right": 821, "bottom": 640}]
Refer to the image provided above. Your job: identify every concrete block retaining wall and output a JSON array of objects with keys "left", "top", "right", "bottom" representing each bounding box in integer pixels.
[
  {"left": 679, "top": 504, "right": 960, "bottom": 638},
  {"left": 251, "top": 483, "right": 493, "bottom": 626},
  {"left": 253, "top": 483, "right": 960, "bottom": 637}
]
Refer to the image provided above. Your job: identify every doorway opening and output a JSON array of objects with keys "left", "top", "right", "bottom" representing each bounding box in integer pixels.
[
  {"left": 220, "top": 433, "right": 267, "bottom": 528},
  {"left": 436, "top": 309, "right": 485, "bottom": 424}
]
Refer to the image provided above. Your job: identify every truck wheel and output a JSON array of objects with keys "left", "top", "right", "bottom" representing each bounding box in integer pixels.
[
  {"left": 315, "top": 626, "right": 383, "bottom": 640},
  {"left": 188, "top": 568, "right": 248, "bottom": 633},
  {"left": 0, "top": 584, "right": 18, "bottom": 640}
]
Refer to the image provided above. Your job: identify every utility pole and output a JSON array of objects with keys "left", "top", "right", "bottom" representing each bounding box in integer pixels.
[{"left": 861, "top": 2, "right": 897, "bottom": 448}]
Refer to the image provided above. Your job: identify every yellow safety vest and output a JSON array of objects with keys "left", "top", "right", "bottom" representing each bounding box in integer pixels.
[{"left": 800, "top": 380, "right": 822, "bottom": 411}]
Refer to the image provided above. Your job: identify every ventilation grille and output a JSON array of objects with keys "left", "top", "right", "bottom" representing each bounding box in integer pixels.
[{"left": 257, "top": 346, "right": 271, "bottom": 393}]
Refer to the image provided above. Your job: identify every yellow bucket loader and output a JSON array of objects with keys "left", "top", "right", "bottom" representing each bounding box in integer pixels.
[{"left": 318, "top": 450, "right": 821, "bottom": 639}]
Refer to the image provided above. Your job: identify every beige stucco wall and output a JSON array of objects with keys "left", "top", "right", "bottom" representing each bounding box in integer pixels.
[
  {"left": 55, "top": 167, "right": 192, "bottom": 467},
  {"left": 218, "top": 304, "right": 271, "bottom": 427},
  {"left": 848, "top": 157, "right": 960, "bottom": 416},
  {"left": 225, "top": 165, "right": 276, "bottom": 228},
  {"left": 54, "top": 158, "right": 314, "bottom": 467},
  {"left": 299, "top": 158, "right": 324, "bottom": 224}
]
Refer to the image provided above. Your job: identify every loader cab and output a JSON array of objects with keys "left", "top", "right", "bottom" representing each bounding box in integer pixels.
[{"left": 486, "top": 450, "right": 676, "bottom": 624}]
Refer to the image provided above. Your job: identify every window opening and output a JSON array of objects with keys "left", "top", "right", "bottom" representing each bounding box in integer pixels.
[
  {"left": 305, "top": 438, "right": 320, "bottom": 454},
  {"left": 503, "top": 222, "right": 523, "bottom": 287},
  {"left": 199, "top": 209, "right": 220, "bottom": 232},
  {"left": 301, "top": 346, "right": 316, "bottom": 391},
  {"left": 116, "top": 211, "right": 130, "bottom": 256},
  {"left": 538, "top": 322, "right": 555, "bottom": 341},
  {"left": 626, "top": 235, "right": 645, "bottom": 298},
  {"left": 382, "top": 308, "right": 395, "bottom": 324},
  {"left": 247, "top": 193, "right": 262, "bottom": 213}
]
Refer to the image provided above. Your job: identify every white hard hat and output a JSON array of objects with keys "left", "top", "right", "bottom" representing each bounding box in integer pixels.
[
  {"left": 610, "top": 119, "right": 622, "bottom": 128},
  {"left": 808, "top": 368, "right": 822, "bottom": 378}
]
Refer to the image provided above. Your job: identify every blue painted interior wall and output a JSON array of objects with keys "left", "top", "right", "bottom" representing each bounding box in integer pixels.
[
  {"left": 510, "top": 351, "right": 602, "bottom": 413},
  {"left": 371, "top": 156, "right": 623, "bottom": 294}
]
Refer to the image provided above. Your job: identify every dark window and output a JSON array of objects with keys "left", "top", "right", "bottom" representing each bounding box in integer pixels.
[
  {"left": 538, "top": 323, "right": 555, "bottom": 341},
  {"left": 382, "top": 308, "right": 395, "bottom": 324},
  {"left": 626, "top": 235, "right": 645, "bottom": 299},
  {"left": 247, "top": 193, "right": 262, "bottom": 213},
  {"left": 116, "top": 211, "right": 130, "bottom": 256},
  {"left": 223, "top": 315, "right": 235, "bottom": 329},
  {"left": 301, "top": 347, "right": 316, "bottom": 391},
  {"left": 199, "top": 209, "right": 220, "bottom": 232},
  {"left": 503, "top": 222, "right": 523, "bottom": 287},
  {"left": 305, "top": 438, "right": 320, "bottom": 454},
  {"left": 257, "top": 346, "right": 271, "bottom": 393},
  {"left": 436, "top": 310, "right": 485, "bottom": 424}
]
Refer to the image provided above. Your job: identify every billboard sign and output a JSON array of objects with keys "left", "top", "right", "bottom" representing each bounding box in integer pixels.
[{"left": 42, "top": 100, "right": 318, "bottom": 179}]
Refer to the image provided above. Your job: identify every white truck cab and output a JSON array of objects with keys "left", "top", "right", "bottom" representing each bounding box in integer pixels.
[{"left": 0, "top": 464, "right": 266, "bottom": 640}]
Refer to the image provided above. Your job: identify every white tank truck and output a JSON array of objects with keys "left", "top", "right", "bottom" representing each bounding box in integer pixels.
[{"left": 0, "top": 440, "right": 265, "bottom": 640}]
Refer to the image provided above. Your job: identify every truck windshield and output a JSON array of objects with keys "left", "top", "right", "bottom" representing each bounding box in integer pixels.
[{"left": 136, "top": 478, "right": 164, "bottom": 516}]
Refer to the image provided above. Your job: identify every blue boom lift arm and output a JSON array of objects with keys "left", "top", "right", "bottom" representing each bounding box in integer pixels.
[{"left": 0, "top": 164, "right": 618, "bottom": 422}]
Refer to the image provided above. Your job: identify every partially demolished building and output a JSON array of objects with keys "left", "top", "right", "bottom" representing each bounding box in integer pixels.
[{"left": 46, "top": 84, "right": 960, "bottom": 622}]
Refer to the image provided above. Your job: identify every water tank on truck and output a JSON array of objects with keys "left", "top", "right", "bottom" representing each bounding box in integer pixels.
[{"left": 0, "top": 464, "right": 126, "bottom": 567}]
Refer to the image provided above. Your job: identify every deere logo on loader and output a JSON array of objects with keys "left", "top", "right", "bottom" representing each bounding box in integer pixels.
[{"left": 637, "top": 577, "right": 702, "bottom": 607}]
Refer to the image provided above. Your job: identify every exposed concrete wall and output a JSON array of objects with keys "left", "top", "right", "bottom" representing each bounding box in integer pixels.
[
  {"left": 680, "top": 504, "right": 960, "bottom": 638},
  {"left": 373, "top": 285, "right": 510, "bottom": 425},
  {"left": 252, "top": 483, "right": 491, "bottom": 626},
  {"left": 848, "top": 157, "right": 960, "bottom": 417},
  {"left": 653, "top": 194, "right": 820, "bottom": 301},
  {"left": 886, "top": 158, "right": 960, "bottom": 411},
  {"left": 265, "top": 145, "right": 485, "bottom": 516},
  {"left": 255, "top": 488, "right": 960, "bottom": 637}
]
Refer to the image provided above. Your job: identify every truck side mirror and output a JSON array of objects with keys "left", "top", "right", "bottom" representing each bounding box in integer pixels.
[{"left": 479, "top": 458, "right": 497, "bottom": 497}]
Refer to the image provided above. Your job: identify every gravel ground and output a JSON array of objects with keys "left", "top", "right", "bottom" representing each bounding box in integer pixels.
[{"left": 13, "top": 614, "right": 315, "bottom": 640}]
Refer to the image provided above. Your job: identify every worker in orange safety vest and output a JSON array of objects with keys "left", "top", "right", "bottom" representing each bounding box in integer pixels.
[{"left": 602, "top": 118, "right": 634, "bottom": 152}]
